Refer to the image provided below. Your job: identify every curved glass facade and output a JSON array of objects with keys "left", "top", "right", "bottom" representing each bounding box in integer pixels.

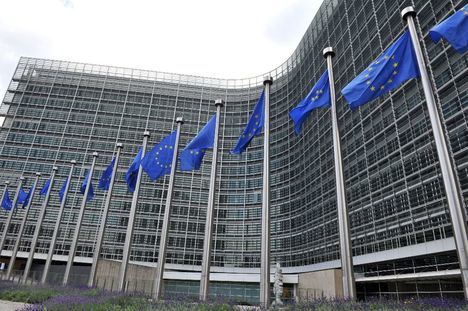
[{"left": 0, "top": 0, "right": 466, "bottom": 298}]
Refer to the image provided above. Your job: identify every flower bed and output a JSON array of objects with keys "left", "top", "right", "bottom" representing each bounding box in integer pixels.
[{"left": 0, "top": 281, "right": 467, "bottom": 310}]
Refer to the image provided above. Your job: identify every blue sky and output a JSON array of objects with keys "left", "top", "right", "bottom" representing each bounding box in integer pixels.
[{"left": 0, "top": 0, "right": 321, "bottom": 97}]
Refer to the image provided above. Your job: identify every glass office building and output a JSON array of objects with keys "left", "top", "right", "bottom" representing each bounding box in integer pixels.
[{"left": 0, "top": 0, "right": 466, "bottom": 302}]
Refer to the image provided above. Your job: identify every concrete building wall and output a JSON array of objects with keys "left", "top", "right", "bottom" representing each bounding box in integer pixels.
[
  {"left": 0, "top": 0, "right": 466, "bottom": 301},
  {"left": 297, "top": 269, "right": 343, "bottom": 300},
  {"left": 95, "top": 259, "right": 156, "bottom": 294}
]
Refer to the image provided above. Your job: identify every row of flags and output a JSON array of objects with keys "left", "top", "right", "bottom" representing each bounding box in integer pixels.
[
  {"left": 1, "top": 187, "right": 30, "bottom": 211},
  {"left": 1, "top": 119, "right": 218, "bottom": 211},
  {"left": 292, "top": 4, "right": 467, "bottom": 131},
  {"left": 1, "top": 5, "right": 465, "bottom": 210},
  {"left": 126, "top": 116, "right": 217, "bottom": 190},
  {"left": 0, "top": 4, "right": 465, "bottom": 303},
  {"left": 1, "top": 170, "right": 93, "bottom": 211}
]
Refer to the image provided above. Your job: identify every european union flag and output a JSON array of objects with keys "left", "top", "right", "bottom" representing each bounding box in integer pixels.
[
  {"left": 232, "top": 91, "right": 264, "bottom": 154},
  {"left": 40, "top": 178, "right": 51, "bottom": 196},
  {"left": 80, "top": 171, "right": 95, "bottom": 202},
  {"left": 290, "top": 70, "right": 331, "bottom": 135},
  {"left": 17, "top": 187, "right": 33, "bottom": 208},
  {"left": 180, "top": 115, "right": 216, "bottom": 171},
  {"left": 59, "top": 178, "right": 68, "bottom": 203},
  {"left": 141, "top": 131, "right": 176, "bottom": 181},
  {"left": 126, "top": 148, "right": 142, "bottom": 193},
  {"left": 429, "top": 4, "right": 468, "bottom": 53},
  {"left": 342, "top": 30, "right": 420, "bottom": 109},
  {"left": 1, "top": 189, "right": 12, "bottom": 211},
  {"left": 24, "top": 188, "right": 32, "bottom": 207},
  {"left": 17, "top": 188, "right": 29, "bottom": 208},
  {"left": 99, "top": 157, "right": 115, "bottom": 190}
]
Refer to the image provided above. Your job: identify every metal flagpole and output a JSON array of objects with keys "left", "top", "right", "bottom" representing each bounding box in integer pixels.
[
  {"left": 42, "top": 160, "right": 76, "bottom": 284},
  {"left": 402, "top": 6, "right": 468, "bottom": 298},
  {"left": 63, "top": 152, "right": 98, "bottom": 285},
  {"left": 199, "top": 100, "right": 223, "bottom": 301},
  {"left": 0, "top": 176, "right": 24, "bottom": 258},
  {"left": 6, "top": 173, "right": 41, "bottom": 280},
  {"left": 22, "top": 167, "right": 57, "bottom": 284},
  {"left": 260, "top": 77, "right": 273, "bottom": 307},
  {"left": 118, "top": 132, "right": 150, "bottom": 292},
  {"left": 88, "top": 143, "right": 123, "bottom": 287},
  {"left": 153, "top": 117, "right": 183, "bottom": 300},
  {"left": 324, "top": 47, "right": 356, "bottom": 299}
]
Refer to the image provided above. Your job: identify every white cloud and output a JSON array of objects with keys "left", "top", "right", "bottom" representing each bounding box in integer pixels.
[{"left": 0, "top": 0, "right": 321, "bottom": 98}]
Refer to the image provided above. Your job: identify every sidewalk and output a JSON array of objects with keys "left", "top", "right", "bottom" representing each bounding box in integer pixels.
[{"left": 0, "top": 300, "right": 30, "bottom": 311}]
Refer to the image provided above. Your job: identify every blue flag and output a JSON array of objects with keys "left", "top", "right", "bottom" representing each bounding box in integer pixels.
[
  {"left": 24, "top": 188, "right": 32, "bottom": 207},
  {"left": 17, "top": 188, "right": 29, "bottom": 208},
  {"left": 80, "top": 171, "right": 95, "bottom": 202},
  {"left": 1, "top": 189, "right": 12, "bottom": 211},
  {"left": 429, "top": 4, "right": 468, "bottom": 53},
  {"left": 180, "top": 115, "right": 216, "bottom": 171},
  {"left": 141, "top": 131, "right": 177, "bottom": 181},
  {"left": 342, "top": 30, "right": 420, "bottom": 109},
  {"left": 290, "top": 70, "right": 331, "bottom": 135},
  {"left": 232, "top": 91, "right": 265, "bottom": 154},
  {"left": 59, "top": 177, "right": 68, "bottom": 203},
  {"left": 40, "top": 178, "right": 51, "bottom": 196},
  {"left": 99, "top": 157, "right": 115, "bottom": 190},
  {"left": 17, "top": 187, "right": 33, "bottom": 208},
  {"left": 126, "top": 148, "right": 143, "bottom": 192}
]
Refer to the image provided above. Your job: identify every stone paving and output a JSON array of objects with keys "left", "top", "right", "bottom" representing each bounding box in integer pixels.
[{"left": 0, "top": 300, "right": 30, "bottom": 311}]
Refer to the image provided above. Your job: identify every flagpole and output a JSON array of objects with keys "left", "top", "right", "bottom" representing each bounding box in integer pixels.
[
  {"left": 0, "top": 176, "right": 24, "bottom": 259},
  {"left": 88, "top": 143, "right": 122, "bottom": 287},
  {"left": 63, "top": 152, "right": 98, "bottom": 285},
  {"left": 22, "top": 167, "right": 57, "bottom": 284},
  {"left": 402, "top": 6, "right": 468, "bottom": 298},
  {"left": 118, "top": 132, "right": 150, "bottom": 292},
  {"left": 6, "top": 173, "right": 41, "bottom": 280},
  {"left": 42, "top": 160, "right": 76, "bottom": 284},
  {"left": 260, "top": 76, "right": 273, "bottom": 308},
  {"left": 324, "top": 47, "right": 356, "bottom": 299},
  {"left": 199, "top": 100, "right": 223, "bottom": 301},
  {"left": 153, "top": 117, "right": 183, "bottom": 300}
]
